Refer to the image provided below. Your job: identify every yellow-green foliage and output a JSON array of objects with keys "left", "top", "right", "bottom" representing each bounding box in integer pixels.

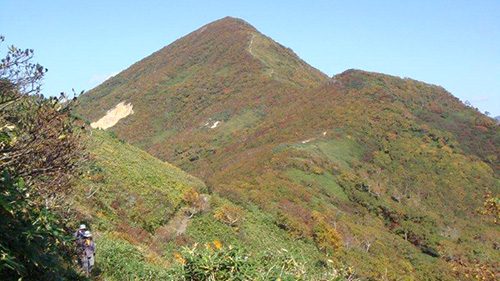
[
  {"left": 96, "top": 233, "right": 171, "bottom": 280},
  {"left": 312, "top": 211, "right": 343, "bottom": 254},
  {"left": 213, "top": 203, "right": 244, "bottom": 227},
  {"left": 74, "top": 130, "right": 209, "bottom": 279},
  {"left": 183, "top": 196, "right": 328, "bottom": 270},
  {"left": 172, "top": 240, "right": 357, "bottom": 281},
  {"left": 478, "top": 192, "right": 500, "bottom": 224},
  {"left": 75, "top": 129, "right": 206, "bottom": 232}
]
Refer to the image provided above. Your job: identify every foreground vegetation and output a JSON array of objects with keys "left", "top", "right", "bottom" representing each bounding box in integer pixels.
[
  {"left": 98, "top": 234, "right": 356, "bottom": 280},
  {"left": 0, "top": 37, "right": 84, "bottom": 280}
]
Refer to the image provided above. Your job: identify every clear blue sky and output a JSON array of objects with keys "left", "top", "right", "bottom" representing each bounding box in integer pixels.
[{"left": 1, "top": 0, "right": 499, "bottom": 115}]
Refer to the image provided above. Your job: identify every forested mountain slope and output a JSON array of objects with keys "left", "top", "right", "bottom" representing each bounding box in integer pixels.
[{"left": 77, "top": 17, "right": 499, "bottom": 280}]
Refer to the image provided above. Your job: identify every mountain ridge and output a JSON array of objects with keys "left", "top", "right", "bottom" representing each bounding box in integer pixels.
[{"left": 76, "top": 17, "right": 499, "bottom": 280}]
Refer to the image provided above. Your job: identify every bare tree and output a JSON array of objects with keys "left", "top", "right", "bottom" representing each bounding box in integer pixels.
[
  {"left": 0, "top": 36, "right": 85, "bottom": 208},
  {"left": 362, "top": 237, "right": 376, "bottom": 253},
  {"left": 0, "top": 36, "right": 46, "bottom": 96}
]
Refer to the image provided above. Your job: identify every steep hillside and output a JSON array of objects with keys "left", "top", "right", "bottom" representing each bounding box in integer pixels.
[
  {"left": 77, "top": 17, "right": 327, "bottom": 157},
  {"left": 75, "top": 130, "right": 352, "bottom": 280},
  {"left": 77, "top": 17, "right": 499, "bottom": 280},
  {"left": 74, "top": 130, "right": 206, "bottom": 231},
  {"left": 74, "top": 130, "right": 206, "bottom": 279}
]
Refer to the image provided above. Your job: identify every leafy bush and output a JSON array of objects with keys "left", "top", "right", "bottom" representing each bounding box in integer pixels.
[
  {"left": 477, "top": 192, "right": 499, "bottom": 224},
  {"left": 312, "top": 212, "right": 343, "bottom": 254},
  {"left": 213, "top": 204, "right": 244, "bottom": 227},
  {"left": 276, "top": 210, "right": 311, "bottom": 239},
  {"left": 171, "top": 241, "right": 357, "bottom": 281},
  {"left": 183, "top": 188, "right": 209, "bottom": 215},
  {"left": 174, "top": 241, "right": 254, "bottom": 280},
  {"left": 0, "top": 171, "right": 80, "bottom": 280}
]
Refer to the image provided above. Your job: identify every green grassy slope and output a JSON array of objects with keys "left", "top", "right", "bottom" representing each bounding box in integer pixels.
[
  {"left": 75, "top": 130, "right": 206, "bottom": 231},
  {"left": 74, "top": 130, "right": 204, "bottom": 279},
  {"left": 75, "top": 130, "right": 349, "bottom": 280}
]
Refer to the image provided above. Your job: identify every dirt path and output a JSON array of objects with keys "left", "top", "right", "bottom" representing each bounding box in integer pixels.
[
  {"left": 165, "top": 194, "right": 210, "bottom": 237},
  {"left": 248, "top": 33, "right": 274, "bottom": 77},
  {"left": 176, "top": 216, "right": 189, "bottom": 235},
  {"left": 248, "top": 34, "right": 256, "bottom": 56}
]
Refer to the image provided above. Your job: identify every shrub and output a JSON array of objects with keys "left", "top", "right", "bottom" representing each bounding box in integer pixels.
[
  {"left": 183, "top": 188, "right": 201, "bottom": 206},
  {"left": 477, "top": 192, "right": 499, "bottom": 224},
  {"left": 0, "top": 37, "right": 84, "bottom": 280},
  {"left": 213, "top": 204, "right": 244, "bottom": 227},
  {"left": 0, "top": 171, "right": 80, "bottom": 280},
  {"left": 174, "top": 241, "right": 254, "bottom": 280},
  {"left": 312, "top": 212, "right": 343, "bottom": 254},
  {"left": 171, "top": 242, "right": 358, "bottom": 280},
  {"left": 183, "top": 188, "right": 209, "bottom": 215},
  {"left": 276, "top": 210, "right": 311, "bottom": 239}
]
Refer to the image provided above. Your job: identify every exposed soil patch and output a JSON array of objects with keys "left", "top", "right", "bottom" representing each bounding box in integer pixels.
[{"left": 91, "top": 101, "right": 134, "bottom": 130}]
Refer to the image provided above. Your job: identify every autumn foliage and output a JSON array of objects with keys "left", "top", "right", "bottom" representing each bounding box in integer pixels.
[
  {"left": 74, "top": 17, "right": 499, "bottom": 280},
  {"left": 1, "top": 37, "right": 84, "bottom": 279},
  {"left": 213, "top": 203, "right": 244, "bottom": 227}
]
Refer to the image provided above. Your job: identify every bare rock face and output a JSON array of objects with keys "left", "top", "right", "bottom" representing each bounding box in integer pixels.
[{"left": 90, "top": 101, "right": 134, "bottom": 130}]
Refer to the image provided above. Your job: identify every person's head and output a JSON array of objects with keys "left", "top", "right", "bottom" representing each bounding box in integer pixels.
[
  {"left": 79, "top": 224, "right": 87, "bottom": 231},
  {"left": 83, "top": 230, "right": 92, "bottom": 239}
]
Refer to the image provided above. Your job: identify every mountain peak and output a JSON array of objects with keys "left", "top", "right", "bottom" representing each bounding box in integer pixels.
[
  {"left": 209, "top": 16, "right": 255, "bottom": 28},
  {"left": 196, "top": 16, "right": 257, "bottom": 34}
]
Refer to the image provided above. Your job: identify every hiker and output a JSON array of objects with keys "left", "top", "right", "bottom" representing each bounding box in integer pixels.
[
  {"left": 74, "top": 224, "right": 87, "bottom": 250},
  {"left": 80, "top": 230, "right": 96, "bottom": 276},
  {"left": 74, "top": 224, "right": 86, "bottom": 240}
]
